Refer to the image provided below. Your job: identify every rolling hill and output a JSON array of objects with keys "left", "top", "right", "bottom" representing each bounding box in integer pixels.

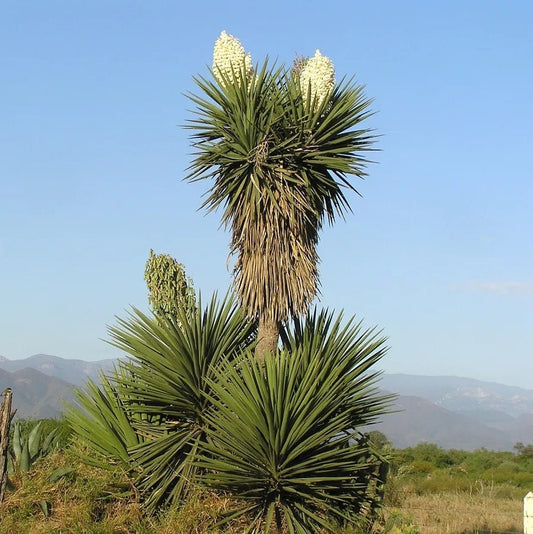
[{"left": 0, "top": 367, "right": 76, "bottom": 419}]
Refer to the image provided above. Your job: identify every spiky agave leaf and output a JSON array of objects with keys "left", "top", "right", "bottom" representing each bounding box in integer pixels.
[
  {"left": 107, "top": 291, "right": 256, "bottom": 510},
  {"left": 197, "top": 310, "right": 392, "bottom": 533}
]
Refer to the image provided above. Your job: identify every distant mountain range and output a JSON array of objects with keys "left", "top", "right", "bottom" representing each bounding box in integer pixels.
[
  {"left": 0, "top": 354, "right": 116, "bottom": 420},
  {"left": 373, "top": 374, "right": 533, "bottom": 451},
  {"left": 0, "top": 367, "right": 75, "bottom": 420},
  {"left": 0, "top": 353, "right": 116, "bottom": 387},
  {"left": 1, "top": 355, "right": 532, "bottom": 451},
  {"left": 379, "top": 374, "right": 533, "bottom": 418}
]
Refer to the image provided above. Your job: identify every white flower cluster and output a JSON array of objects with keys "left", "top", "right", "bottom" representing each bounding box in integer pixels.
[
  {"left": 212, "top": 30, "right": 252, "bottom": 87},
  {"left": 299, "top": 49, "right": 335, "bottom": 110}
]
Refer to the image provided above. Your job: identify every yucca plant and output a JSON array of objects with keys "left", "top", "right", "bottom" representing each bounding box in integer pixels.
[
  {"left": 197, "top": 309, "right": 393, "bottom": 533},
  {"left": 187, "top": 31, "right": 376, "bottom": 360},
  {"left": 107, "top": 292, "right": 257, "bottom": 510},
  {"left": 64, "top": 34, "right": 389, "bottom": 531}
]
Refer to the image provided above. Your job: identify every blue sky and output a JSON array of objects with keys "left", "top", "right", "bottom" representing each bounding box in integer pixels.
[{"left": 1, "top": 1, "right": 532, "bottom": 388}]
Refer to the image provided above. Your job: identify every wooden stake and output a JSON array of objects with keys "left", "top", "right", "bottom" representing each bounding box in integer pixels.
[{"left": 0, "top": 388, "right": 13, "bottom": 503}]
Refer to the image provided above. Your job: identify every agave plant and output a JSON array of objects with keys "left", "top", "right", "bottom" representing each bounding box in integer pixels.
[
  {"left": 8, "top": 420, "right": 61, "bottom": 474},
  {"left": 197, "top": 309, "right": 393, "bottom": 533},
  {"left": 106, "top": 292, "right": 257, "bottom": 510}
]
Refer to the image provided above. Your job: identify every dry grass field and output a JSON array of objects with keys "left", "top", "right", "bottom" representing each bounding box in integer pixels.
[{"left": 389, "top": 493, "right": 523, "bottom": 534}]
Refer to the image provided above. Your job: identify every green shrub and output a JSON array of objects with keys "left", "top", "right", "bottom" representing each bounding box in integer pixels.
[
  {"left": 414, "top": 472, "right": 471, "bottom": 494},
  {"left": 384, "top": 510, "right": 420, "bottom": 534},
  {"left": 410, "top": 460, "right": 434, "bottom": 474}
]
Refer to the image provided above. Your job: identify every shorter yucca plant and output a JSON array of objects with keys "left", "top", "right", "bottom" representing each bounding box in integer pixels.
[
  {"left": 104, "top": 292, "right": 257, "bottom": 511},
  {"left": 197, "top": 309, "right": 393, "bottom": 533}
]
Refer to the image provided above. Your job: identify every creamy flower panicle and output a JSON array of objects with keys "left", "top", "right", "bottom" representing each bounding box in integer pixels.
[
  {"left": 212, "top": 30, "right": 253, "bottom": 87},
  {"left": 212, "top": 32, "right": 335, "bottom": 110},
  {"left": 299, "top": 49, "right": 335, "bottom": 110}
]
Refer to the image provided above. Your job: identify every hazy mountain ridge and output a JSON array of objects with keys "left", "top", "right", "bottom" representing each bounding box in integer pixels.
[
  {"left": 0, "top": 353, "right": 116, "bottom": 387},
  {"left": 380, "top": 373, "right": 533, "bottom": 418},
  {"left": 373, "top": 394, "right": 524, "bottom": 451},
  {"left": 1, "top": 356, "right": 532, "bottom": 450},
  {"left": 375, "top": 374, "right": 533, "bottom": 450},
  {"left": 0, "top": 354, "right": 117, "bottom": 420},
  {"left": 0, "top": 367, "right": 76, "bottom": 419}
]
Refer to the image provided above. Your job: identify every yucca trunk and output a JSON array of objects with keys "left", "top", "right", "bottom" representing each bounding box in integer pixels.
[
  {"left": 255, "top": 316, "right": 280, "bottom": 362},
  {"left": 234, "top": 182, "right": 320, "bottom": 364}
]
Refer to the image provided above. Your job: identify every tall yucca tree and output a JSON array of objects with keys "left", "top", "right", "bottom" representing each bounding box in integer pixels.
[{"left": 187, "top": 32, "right": 376, "bottom": 359}]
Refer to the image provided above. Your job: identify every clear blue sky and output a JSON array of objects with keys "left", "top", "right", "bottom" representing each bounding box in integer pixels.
[{"left": 1, "top": 1, "right": 532, "bottom": 388}]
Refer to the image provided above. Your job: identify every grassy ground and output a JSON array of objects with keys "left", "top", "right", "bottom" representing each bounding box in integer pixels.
[
  {"left": 0, "top": 446, "right": 528, "bottom": 533},
  {"left": 381, "top": 441, "right": 531, "bottom": 534},
  {"left": 0, "top": 446, "right": 265, "bottom": 534}
]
